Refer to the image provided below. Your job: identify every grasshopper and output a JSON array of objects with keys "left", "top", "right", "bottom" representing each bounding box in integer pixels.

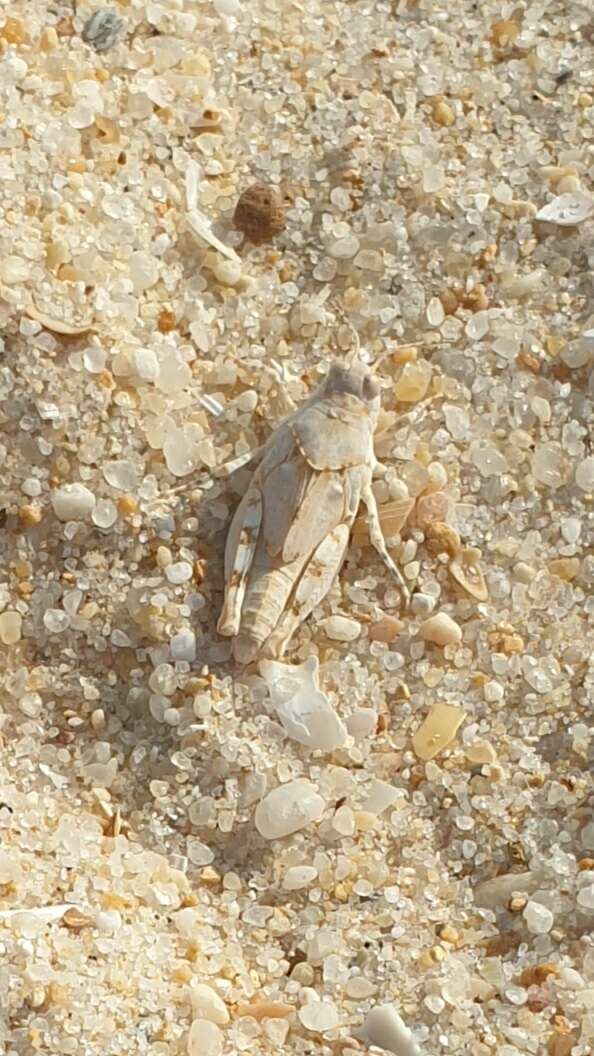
[{"left": 217, "top": 361, "right": 411, "bottom": 665}]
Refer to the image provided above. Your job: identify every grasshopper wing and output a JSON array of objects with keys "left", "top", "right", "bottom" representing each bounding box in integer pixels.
[{"left": 281, "top": 470, "right": 348, "bottom": 563}]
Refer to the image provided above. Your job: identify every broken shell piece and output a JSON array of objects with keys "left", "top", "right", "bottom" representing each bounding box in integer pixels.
[
  {"left": 26, "top": 303, "right": 95, "bottom": 335},
  {"left": 352, "top": 497, "right": 414, "bottom": 541},
  {"left": 535, "top": 192, "right": 594, "bottom": 226},
  {"left": 259, "top": 656, "right": 347, "bottom": 752},
  {"left": 412, "top": 702, "right": 465, "bottom": 760},
  {"left": 235, "top": 1001, "right": 294, "bottom": 1021},
  {"left": 361, "top": 1003, "right": 420, "bottom": 1056},
  {"left": 186, "top": 209, "right": 240, "bottom": 262},
  {"left": 449, "top": 547, "right": 488, "bottom": 601}
]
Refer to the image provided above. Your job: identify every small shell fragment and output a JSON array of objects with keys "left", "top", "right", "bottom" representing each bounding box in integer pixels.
[
  {"left": 235, "top": 1001, "right": 294, "bottom": 1021},
  {"left": 412, "top": 702, "right": 465, "bottom": 760},
  {"left": 26, "top": 304, "right": 95, "bottom": 335},
  {"left": 187, "top": 209, "right": 241, "bottom": 262},
  {"left": 352, "top": 498, "right": 414, "bottom": 541},
  {"left": 534, "top": 192, "right": 594, "bottom": 226},
  {"left": 425, "top": 521, "right": 461, "bottom": 557},
  {"left": 449, "top": 547, "right": 488, "bottom": 601},
  {"left": 361, "top": 1003, "right": 420, "bottom": 1056}
]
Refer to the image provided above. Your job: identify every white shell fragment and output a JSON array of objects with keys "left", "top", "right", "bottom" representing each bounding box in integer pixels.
[
  {"left": 187, "top": 209, "right": 241, "bottom": 262},
  {"left": 259, "top": 655, "right": 347, "bottom": 752},
  {"left": 26, "top": 304, "right": 95, "bottom": 335},
  {"left": 254, "top": 779, "right": 325, "bottom": 839},
  {"left": 361, "top": 1003, "right": 421, "bottom": 1056},
  {"left": 535, "top": 192, "right": 594, "bottom": 226}
]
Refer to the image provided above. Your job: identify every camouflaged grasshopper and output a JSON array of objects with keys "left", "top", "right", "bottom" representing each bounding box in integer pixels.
[{"left": 217, "top": 361, "right": 410, "bottom": 665}]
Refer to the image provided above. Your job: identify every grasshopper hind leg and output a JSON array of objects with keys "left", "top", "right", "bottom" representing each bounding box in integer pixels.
[
  {"left": 263, "top": 523, "right": 350, "bottom": 659},
  {"left": 217, "top": 483, "right": 262, "bottom": 638}
]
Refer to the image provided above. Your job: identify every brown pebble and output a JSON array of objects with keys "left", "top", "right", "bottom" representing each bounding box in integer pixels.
[
  {"left": 490, "top": 18, "right": 520, "bottom": 47},
  {"left": 2, "top": 17, "right": 26, "bottom": 43},
  {"left": 233, "top": 183, "right": 287, "bottom": 244},
  {"left": 439, "top": 288, "right": 460, "bottom": 315},
  {"left": 548, "top": 1032, "right": 578, "bottom": 1056},
  {"left": 508, "top": 896, "right": 528, "bottom": 913},
  {"left": 549, "top": 557, "right": 580, "bottom": 582},
  {"left": 462, "top": 284, "right": 489, "bottom": 311},
  {"left": 61, "top": 908, "right": 93, "bottom": 931},
  {"left": 118, "top": 495, "right": 138, "bottom": 516},
  {"left": 432, "top": 99, "right": 455, "bottom": 127},
  {"left": 18, "top": 504, "right": 43, "bottom": 526},
  {"left": 519, "top": 963, "right": 559, "bottom": 987},
  {"left": 438, "top": 924, "right": 460, "bottom": 945},
  {"left": 578, "top": 858, "right": 594, "bottom": 871},
  {"left": 425, "top": 521, "right": 461, "bottom": 557},
  {"left": 516, "top": 349, "right": 541, "bottom": 374},
  {"left": 157, "top": 308, "right": 176, "bottom": 333}
]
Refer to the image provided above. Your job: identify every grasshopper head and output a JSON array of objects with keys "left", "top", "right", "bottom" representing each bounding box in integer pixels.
[{"left": 324, "top": 362, "right": 381, "bottom": 415}]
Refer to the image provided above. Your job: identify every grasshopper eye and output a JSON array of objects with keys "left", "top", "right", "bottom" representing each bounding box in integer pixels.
[{"left": 363, "top": 374, "right": 380, "bottom": 402}]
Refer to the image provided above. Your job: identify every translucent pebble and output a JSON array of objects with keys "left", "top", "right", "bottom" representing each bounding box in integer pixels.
[
  {"left": 327, "top": 234, "right": 360, "bottom": 259},
  {"left": 561, "top": 337, "right": 594, "bottom": 368},
  {"left": 186, "top": 839, "right": 214, "bottom": 866},
  {"left": 470, "top": 441, "right": 507, "bottom": 477},
  {"left": 523, "top": 900, "right": 553, "bottom": 934},
  {"left": 187, "top": 1018, "right": 222, "bottom": 1056},
  {"left": 345, "top": 977, "right": 376, "bottom": 999},
  {"left": 298, "top": 1001, "right": 339, "bottom": 1032},
  {"left": 561, "top": 517, "right": 581, "bottom": 544},
  {"left": 254, "top": 779, "right": 325, "bottom": 839},
  {"left": 213, "top": 0, "right": 240, "bottom": 13},
  {"left": 51, "top": 483, "right": 96, "bottom": 521},
  {"left": 531, "top": 442, "right": 566, "bottom": 488},
  {"left": 165, "top": 561, "right": 193, "bottom": 585},
  {"left": 424, "top": 994, "right": 445, "bottom": 1014},
  {"left": 103, "top": 460, "right": 138, "bottom": 491},
  {"left": 282, "top": 865, "right": 318, "bottom": 891},
  {"left": 92, "top": 499, "right": 118, "bottom": 529},
  {"left": 413, "top": 702, "right": 465, "bottom": 760},
  {"left": 313, "top": 258, "right": 337, "bottom": 282},
  {"left": 465, "top": 311, "right": 489, "bottom": 340},
  {"left": 43, "top": 609, "right": 70, "bottom": 634},
  {"left": 535, "top": 191, "right": 594, "bottom": 226},
  {"left": 394, "top": 360, "right": 432, "bottom": 403},
  {"left": 423, "top": 166, "right": 445, "bottom": 193},
  {"left": 319, "top": 615, "right": 361, "bottom": 642},
  {"left": 577, "top": 884, "right": 594, "bottom": 911},
  {"left": 576, "top": 457, "right": 594, "bottom": 491},
  {"left": 134, "top": 349, "right": 160, "bottom": 382},
  {"left": 0, "top": 256, "right": 31, "bottom": 284},
  {"left": 128, "top": 251, "right": 159, "bottom": 292},
  {"left": 189, "top": 983, "right": 229, "bottom": 1025},
  {"left": 83, "top": 346, "right": 106, "bottom": 373},
  {"left": 170, "top": 629, "right": 196, "bottom": 661},
  {"left": 0, "top": 611, "right": 22, "bottom": 645},
  {"left": 362, "top": 1004, "right": 420, "bottom": 1056},
  {"left": 427, "top": 297, "right": 445, "bottom": 327},
  {"left": 163, "top": 427, "right": 201, "bottom": 477}
]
